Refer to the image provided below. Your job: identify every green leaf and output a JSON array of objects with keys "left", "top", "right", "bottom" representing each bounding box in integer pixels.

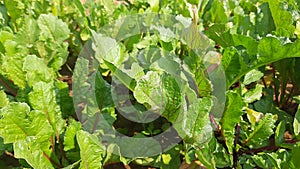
[
  {"left": 182, "top": 23, "right": 210, "bottom": 50},
  {"left": 72, "top": 57, "right": 90, "bottom": 110},
  {"left": 295, "top": 21, "right": 300, "bottom": 39},
  {"left": 275, "top": 121, "right": 286, "bottom": 146},
  {"left": 183, "top": 97, "right": 213, "bottom": 145},
  {"left": 228, "top": 37, "right": 300, "bottom": 88},
  {"left": 62, "top": 160, "right": 81, "bottom": 169},
  {"left": 245, "top": 113, "right": 276, "bottom": 146},
  {"left": 243, "top": 69, "right": 264, "bottom": 86},
  {"left": 245, "top": 108, "right": 263, "bottom": 125},
  {"left": 0, "top": 137, "right": 12, "bottom": 156},
  {"left": 134, "top": 71, "right": 166, "bottom": 112},
  {"left": 0, "top": 102, "right": 54, "bottom": 144},
  {"left": 15, "top": 15, "right": 39, "bottom": 47},
  {"left": 77, "top": 130, "right": 105, "bottom": 169},
  {"left": 222, "top": 47, "right": 248, "bottom": 87},
  {"left": 64, "top": 119, "right": 81, "bottom": 151},
  {"left": 232, "top": 35, "right": 258, "bottom": 56},
  {"left": 152, "top": 146, "right": 181, "bottom": 169},
  {"left": 14, "top": 137, "right": 55, "bottom": 169},
  {"left": 152, "top": 25, "right": 176, "bottom": 42},
  {"left": 251, "top": 154, "right": 267, "bottom": 168},
  {"left": 293, "top": 103, "right": 300, "bottom": 136},
  {"left": 291, "top": 146, "right": 300, "bottom": 168},
  {"left": 203, "top": 0, "right": 228, "bottom": 24},
  {"left": 205, "top": 24, "right": 233, "bottom": 48},
  {"left": 243, "top": 84, "right": 263, "bottom": 103},
  {"left": 0, "top": 102, "right": 31, "bottom": 143},
  {"left": 1, "top": 41, "right": 27, "bottom": 88},
  {"left": 195, "top": 141, "right": 216, "bottom": 169},
  {"left": 54, "top": 81, "right": 74, "bottom": 118},
  {"left": 3, "top": 0, "right": 24, "bottom": 24},
  {"left": 161, "top": 73, "right": 183, "bottom": 123},
  {"left": 0, "top": 90, "right": 9, "bottom": 108},
  {"left": 37, "top": 13, "right": 70, "bottom": 42},
  {"left": 221, "top": 92, "right": 245, "bottom": 153},
  {"left": 23, "top": 55, "right": 54, "bottom": 87},
  {"left": 255, "top": 2, "right": 276, "bottom": 37},
  {"left": 104, "top": 60, "right": 136, "bottom": 91},
  {"left": 195, "top": 137, "right": 231, "bottom": 168},
  {"left": 91, "top": 30, "right": 124, "bottom": 67},
  {"left": 267, "top": 0, "right": 295, "bottom": 37},
  {"left": 148, "top": 0, "right": 160, "bottom": 12},
  {"left": 28, "top": 82, "right": 65, "bottom": 134}
]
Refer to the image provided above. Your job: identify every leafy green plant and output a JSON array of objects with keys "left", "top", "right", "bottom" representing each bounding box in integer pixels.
[{"left": 0, "top": 0, "right": 300, "bottom": 169}]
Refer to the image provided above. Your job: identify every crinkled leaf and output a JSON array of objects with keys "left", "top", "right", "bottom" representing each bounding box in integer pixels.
[
  {"left": 28, "top": 82, "right": 65, "bottom": 134},
  {"left": 0, "top": 103, "right": 54, "bottom": 144},
  {"left": 91, "top": 30, "right": 123, "bottom": 67},
  {"left": 245, "top": 113, "right": 276, "bottom": 146},
  {"left": 77, "top": 131, "right": 105, "bottom": 169},
  {"left": 34, "top": 39, "right": 69, "bottom": 71},
  {"left": 15, "top": 15, "right": 39, "bottom": 47},
  {"left": 161, "top": 73, "right": 183, "bottom": 123},
  {"left": 183, "top": 97, "right": 213, "bottom": 145},
  {"left": 37, "top": 14, "right": 70, "bottom": 42},
  {"left": 23, "top": 55, "right": 54, "bottom": 87},
  {"left": 14, "top": 137, "right": 55, "bottom": 169},
  {"left": 0, "top": 103, "right": 31, "bottom": 143},
  {"left": 134, "top": 71, "right": 166, "bottom": 113},
  {"left": 36, "top": 14, "right": 70, "bottom": 71},
  {"left": 1, "top": 40, "right": 27, "bottom": 88}
]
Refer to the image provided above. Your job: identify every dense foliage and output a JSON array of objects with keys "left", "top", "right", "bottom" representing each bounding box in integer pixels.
[{"left": 1, "top": 0, "right": 300, "bottom": 168}]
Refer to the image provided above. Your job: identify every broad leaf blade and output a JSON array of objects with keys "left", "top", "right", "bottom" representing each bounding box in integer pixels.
[
  {"left": 0, "top": 103, "right": 31, "bottom": 143},
  {"left": 221, "top": 92, "right": 245, "bottom": 153},
  {"left": 14, "top": 137, "right": 55, "bottom": 169},
  {"left": 183, "top": 97, "right": 213, "bottom": 145},
  {"left": 245, "top": 113, "right": 276, "bottom": 146},
  {"left": 77, "top": 131, "right": 105, "bottom": 169},
  {"left": 28, "top": 82, "right": 65, "bottom": 134}
]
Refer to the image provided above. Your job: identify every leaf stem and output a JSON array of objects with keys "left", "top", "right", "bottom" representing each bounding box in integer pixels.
[
  {"left": 43, "top": 152, "right": 62, "bottom": 168},
  {"left": 0, "top": 77, "right": 18, "bottom": 97}
]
